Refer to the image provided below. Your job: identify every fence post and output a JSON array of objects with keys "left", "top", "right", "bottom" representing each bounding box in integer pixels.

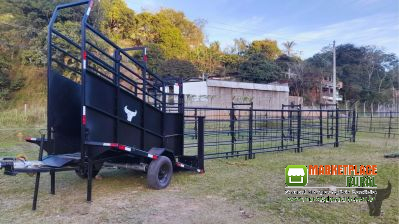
[
  {"left": 297, "top": 107, "right": 302, "bottom": 152},
  {"left": 197, "top": 116, "right": 205, "bottom": 172},
  {"left": 194, "top": 108, "right": 198, "bottom": 139},
  {"left": 289, "top": 102, "right": 293, "bottom": 140},
  {"left": 351, "top": 109, "right": 356, "bottom": 142},
  {"left": 319, "top": 105, "right": 323, "bottom": 145},
  {"left": 326, "top": 110, "right": 330, "bottom": 138},
  {"left": 280, "top": 110, "right": 284, "bottom": 150},
  {"left": 335, "top": 109, "right": 339, "bottom": 147},
  {"left": 369, "top": 112, "right": 373, "bottom": 132},
  {"left": 248, "top": 103, "right": 253, "bottom": 159},
  {"left": 388, "top": 111, "right": 392, "bottom": 138},
  {"left": 230, "top": 108, "right": 235, "bottom": 155},
  {"left": 356, "top": 112, "right": 359, "bottom": 134}
]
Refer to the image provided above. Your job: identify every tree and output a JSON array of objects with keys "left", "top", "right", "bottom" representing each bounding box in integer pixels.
[
  {"left": 305, "top": 44, "right": 398, "bottom": 105},
  {"left": 275, "top": 54, "right": 302, "bottom": 78},
  {"left": 238, "top": 53, "right": 283, "bottom": 83},
  {"left": 233, "top": 38, "right": 248, "bottom": 55},
  {"left": 157, "top": 9, "right": 204, "bottom": 48},
  {"left": 99, "top": 0, "right": 135, "bottom": 41},
  {"left": 246, "top": 39, "right": 282, "bottom": 60},
  {"left": 220, "top": 54, "right": 241, "bottom": 75},
  {"left": 158, "top": 59, "right": 201, "bottom": 78},
  {"left": 283, "top": 41, "right": 296, "bottom": 56}
]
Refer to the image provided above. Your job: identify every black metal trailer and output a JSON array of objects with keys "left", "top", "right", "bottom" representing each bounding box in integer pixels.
[{"left": 0, "top": 0, "right": 203, "bottom": 210}]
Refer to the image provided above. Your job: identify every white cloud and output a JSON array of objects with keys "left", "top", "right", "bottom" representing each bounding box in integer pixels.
[{"left": 253, "top": 13, "right": 399, "bottom": 57}]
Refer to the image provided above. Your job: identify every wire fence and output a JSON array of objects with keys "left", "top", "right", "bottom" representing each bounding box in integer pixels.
[
  {"left": 184, "top": 105, "right": 356, "bottom": 160},
  {"left": 356, "top": 111, "right": 399, "bottom": 138}
]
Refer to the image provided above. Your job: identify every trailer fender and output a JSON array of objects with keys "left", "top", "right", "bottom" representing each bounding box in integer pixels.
[{"left": 148, "top": 148, "right": 176, "bottom": 166}]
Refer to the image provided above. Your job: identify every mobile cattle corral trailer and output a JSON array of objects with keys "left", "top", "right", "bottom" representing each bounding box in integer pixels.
[{"left": 0, "top": 0, "right": 204, "bottom": 210}]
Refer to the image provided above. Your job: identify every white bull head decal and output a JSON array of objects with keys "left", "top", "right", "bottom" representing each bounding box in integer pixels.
[{"left": 124, "top": 106, "right": 137, "bottom": 122}]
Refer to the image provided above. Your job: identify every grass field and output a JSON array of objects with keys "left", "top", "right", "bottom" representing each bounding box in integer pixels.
[{"left": 0, "top": 129, "right": 398, "bottom": 223}]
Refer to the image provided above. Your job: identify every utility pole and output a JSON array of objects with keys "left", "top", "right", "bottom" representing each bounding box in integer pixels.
[{"left": 333, "top": 40, "right": 337, "bottom": 104}]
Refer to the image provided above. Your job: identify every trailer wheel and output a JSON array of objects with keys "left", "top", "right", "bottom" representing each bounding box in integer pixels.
[
  {"left": 75, "top": 163, "right": 102, "bottom": 179},
  {"left": 147, "top": 156, "right": 173, "bottom": 189}
]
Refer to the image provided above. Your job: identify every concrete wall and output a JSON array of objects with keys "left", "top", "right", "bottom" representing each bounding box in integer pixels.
[
  {"left": 183, "top": 80, "right": 289, "bottom": 109},
  {"left": 205, "top": 86, "right": 288, "bottom": 109}
]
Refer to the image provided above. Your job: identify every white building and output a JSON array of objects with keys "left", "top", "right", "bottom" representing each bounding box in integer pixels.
[{"left": 168, "top": 79, "right": 289, "bottom": 109}]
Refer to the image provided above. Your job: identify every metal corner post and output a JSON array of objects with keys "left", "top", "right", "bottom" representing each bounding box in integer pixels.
[{"left": 197, "top": 116, "right": 205, "bottom": 171}]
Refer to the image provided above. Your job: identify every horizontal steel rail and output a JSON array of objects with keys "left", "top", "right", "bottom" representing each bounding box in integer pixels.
[{"left": 184, "top": 107, "right": 356, "bottom": 160}]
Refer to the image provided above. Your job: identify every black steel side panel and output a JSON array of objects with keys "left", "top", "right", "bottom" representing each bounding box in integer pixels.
[
  {"left": 84, "top": 71, "right": 183, "bottom": 157},
  {"left": 85, "top": 74, "right": 116, "bottom": 144},
  {"left": 165, "top": 113, "right": 183, "bottom": 156},
  {"left": 48, "top": 73, "right": 81, "bottom": 155}
]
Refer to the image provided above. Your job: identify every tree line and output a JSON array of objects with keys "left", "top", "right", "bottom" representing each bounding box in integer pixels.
[{"left": 0, "top": 0, "right": 397, "bottom": 107}]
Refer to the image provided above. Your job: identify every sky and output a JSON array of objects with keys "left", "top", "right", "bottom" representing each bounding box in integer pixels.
[{"left": 127, "top": 0, "right": 399, "bottom": 58}]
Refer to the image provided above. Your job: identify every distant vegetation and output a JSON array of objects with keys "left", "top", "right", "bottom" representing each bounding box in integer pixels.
[{"left": 0, "top": 0, "right": 397, "bottom": 108}]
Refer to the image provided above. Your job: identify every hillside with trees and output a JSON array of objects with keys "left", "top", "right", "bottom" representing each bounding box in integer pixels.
[{"left": 0, "top": 0, "right": 397, "bottom": 109}]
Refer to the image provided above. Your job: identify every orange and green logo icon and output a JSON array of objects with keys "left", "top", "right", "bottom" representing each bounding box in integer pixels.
[{"left": 285, "top": 165, "right": 308, "bottom": 187}]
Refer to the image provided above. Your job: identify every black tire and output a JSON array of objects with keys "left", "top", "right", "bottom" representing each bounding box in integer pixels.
[
  {"left": 147, "top": 156, "right": 173, "bottom": 189},
  {"left": 75, "top": 163, "right": 102, "bottom": 179}
]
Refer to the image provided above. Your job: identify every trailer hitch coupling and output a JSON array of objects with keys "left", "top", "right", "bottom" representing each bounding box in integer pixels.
[
  {"left": 0, "top": 158, "right": 17, "bottom": 176},
  {"left": 1, "top": 158, "right": 45, "bottom": 176}
]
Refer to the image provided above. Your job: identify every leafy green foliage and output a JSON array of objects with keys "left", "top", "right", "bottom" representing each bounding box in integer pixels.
[
  {"left": 238, "top": 54, "right": 283, "bottom": 83},
  {"left": 99, "top": 0, "right": 135, "bottom": 41},
  {"left": 0, "top": 0, "right": 397, "bottom": 108},
  {"left": 246, "top": 39, "right": 282, "bottom": 60},
  {"left": 157, "top": 9, "right": 204, "bottom": 48},
  {"left": 306, "top": 44, "right": 399, "bottom": 104},
  {"left": 158, "top": 59, "right": 201, "bottom": 78}
]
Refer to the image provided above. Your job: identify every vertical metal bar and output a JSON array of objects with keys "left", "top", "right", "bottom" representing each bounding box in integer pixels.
[
  {"left": 162, "top": 83, "right": 166, "bottom": 113},
  {"left": 388, "top": 111, "right": 392, "bottom": 138},
  {"left": 160, "top": 81, "right": 167, "bottom": 149},
  {"left": 289, "top": 103, "right": 293, "bottom": 140},
  {"left": 345, "top": 110, "right": 350, "bottom": 139},
  {"left": 198, "top": 116, "right": 205, "bottom": 171},
  {"left": 248, "top": 103, "right": 253, "bottom": 159},
  {"left": 194, "top": 108, "right": 198, "bottom": 139},
  {"left": 114, "top": 50, "right": 121, "bottom": 144},
  {"left": 178, "top": 77, "right": 183, "bottom": 114},
  {"left": 32, "top": 173, "right": 40, "bottom": 210},
  {"left": 351, "top": 109, "right": 356, "bottom": 142},
  {"left": 178, "top": 78, "right": 184, "bottom": 154},
  {"left": 80, "top": 0, "right": 93, "bottom": 167},
  {"left": 47, "top": 18, "right": 54, "bottom": 146},
  {"left": 87, "top": 159, "right": 93, "bottom": 202},
  {"left": 319, "top": 105, "right": 323, "bottom": 145},
  {"left": 369, "top": 112, "right": 373, "bottom": 132},
  {"left": 140, "top": 65, "right": 147, "bottom": 150},
  {"left": 32, "top": 134, "right": 45, "bottom": 210},
  {"left": 326, "top": 110, "right": 330, "bottom": 138},
  {"left": 50, "top": 170, "right": 55, "bottom": 195},
  {"left": 356, "top": 112, "right": 359, "bottom": 134},
  {"left": 38, "top": 134, "right": 45, "bottom": 160},
  {"left": 335, "top": 109, "right": 339, "bottom": 147},
  {"left": 161, "top": 81, "right": 166, "bottom": 148},
  {"left": 297, "top": 107, "right": 301, "bottom": 152},
  {"left": 230, "top": 108, "right": 235, "bottom": 155},
  {"left": 280, "top": 110, "right": 284, "bottom": 150}
]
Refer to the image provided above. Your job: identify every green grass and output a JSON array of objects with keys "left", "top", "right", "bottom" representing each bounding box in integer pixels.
[
  {"left": 0, "top": 127, "right": 398, "bottom": 223},
  {"left": 0, "top": 106, "right": 46, "bottom": 128}
]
